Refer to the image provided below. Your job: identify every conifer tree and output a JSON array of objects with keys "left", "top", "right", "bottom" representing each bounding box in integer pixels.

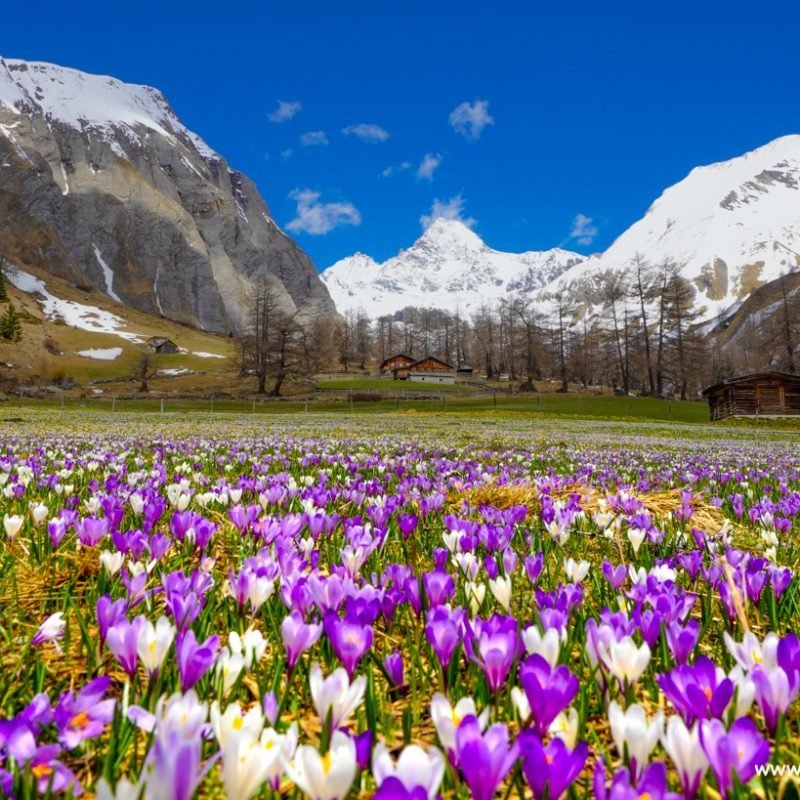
[{"left": 0, "top": 303, "right": 22, "bottom": 342}]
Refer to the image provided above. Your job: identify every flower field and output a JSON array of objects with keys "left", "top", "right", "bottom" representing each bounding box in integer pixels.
[{"left": 0, "top": 411, "right": 798, "bottom": 800}]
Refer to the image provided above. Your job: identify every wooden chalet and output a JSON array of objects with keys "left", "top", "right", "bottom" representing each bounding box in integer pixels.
[
  {"left": 380, "top": 353, "right": 456, "bottom": 383},
  {"left": 702, "top": 371, "right": 800, "bottom": 420},
  {"left": 380, "top": 353, "right": 415, "bottom": 378}
]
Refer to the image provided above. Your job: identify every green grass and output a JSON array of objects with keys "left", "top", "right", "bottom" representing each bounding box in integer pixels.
[
  {"left": 3, "top": 391, "right": 713, "bottom": 423},
  {"left": 315, "top": 377, "right": 475, "bottom": 392}
]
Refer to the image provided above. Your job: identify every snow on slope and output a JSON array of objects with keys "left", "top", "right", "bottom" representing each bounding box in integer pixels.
[
  {"left": 0, "top": 56, "right": 217, "bottom": 158},
  {"left": 547, "top": 134, "right": 800, "bottom": 321},
  {"left": 321, "top": 218, "right": 585, "bottom": 316}
]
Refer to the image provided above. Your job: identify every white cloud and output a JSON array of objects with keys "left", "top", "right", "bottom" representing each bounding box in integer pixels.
[
  {"left": 449, "top": 100, "right": 495, "bottom": 140},
  {"left": 420, "top": 195, "right": 476, "bottom": 230},
  {"left": 268, "top": 100, "right": 302, "bottom": 123},
  {"left": 281, "top": 148, "right": 294, "bottom": 160},
  {"left": 381, "top": 161, "right": 412, "bottom": 178},
  {"left": 416, "top": 153, "right": 443, "bottom": 181},
  {"left": 569, "top": 213, "right": 598, "bottom": 246},
  {"left": 301, "top": 130, "right": 329, "bottom": 147},
  {"left": 343, "top": 123, "right": 390, "bottom": 143},
  {"left": 286, "top": 189, "right": 362, "bottom": 235}
]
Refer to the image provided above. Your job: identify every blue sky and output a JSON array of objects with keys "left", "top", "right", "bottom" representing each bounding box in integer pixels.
[{"left": 3, "top": 0, "right": 799, "bottom": 270}]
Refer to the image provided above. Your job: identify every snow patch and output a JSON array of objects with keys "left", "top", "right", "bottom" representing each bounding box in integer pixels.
[
  {"left": 6, "top": 267, "right": 144, "bottom": 342},
  {"left": 93, "top": 245, "right": 121, "bottom": 302},
  {"left": 76, "top": 347, "right": 123, "bottom": 360},
  {"left": 192, "top": 351, "right": 226, "bottom": 359}
]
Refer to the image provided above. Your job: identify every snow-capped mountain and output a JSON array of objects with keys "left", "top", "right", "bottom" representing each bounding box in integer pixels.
[
  {"left": 322, "top": 218, "right": 585, "bottom": 316},
  {"left": 547, "top": 134, "right": 800, "bottom": 322},
  {"left": 324, "top": 135, "right": 800, "bottom": 325},
  {"left": 0, "top": 57, "right": 336, "bottom": 333}
]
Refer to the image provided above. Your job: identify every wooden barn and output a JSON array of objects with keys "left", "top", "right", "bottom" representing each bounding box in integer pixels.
[
  {"left": 380, "top": 353, "right": 416, "bottom": 378},
  {"left": 147, "top": 336, "right": 179, "bottom": 354},
  {"left": 702, "top": 371, "right": 800, "bottom": 420}
]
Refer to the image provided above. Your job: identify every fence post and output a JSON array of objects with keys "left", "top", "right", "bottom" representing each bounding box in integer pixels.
[
  {"left": 211, "top": 394, "right": 214, "bottom": 414},
  {"left": 349, "top": 390, "right": 354, "bottom": 412},
  {"left": 160, "top": 397, "right": 164, "bottom": 413},
  {"left": 252, "top": 397, "right": 256, "bottom": 413},
  {"left": 305, "top": 397, "right": 309, "bottom": 414},
  {"left": 112, "top": 397, "right": 116, "bottom": 413},
  {"left": 493, "top": 393, "right": 497, "bottom": 411}
]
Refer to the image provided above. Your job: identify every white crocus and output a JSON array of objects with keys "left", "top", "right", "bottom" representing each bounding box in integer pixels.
[
  {"left": 3, "top": 514, "right": 23, "bottom": 539},
  {"left": 430, "top": 693, "right": 490, "bottom": 756},
  {"left": 661, "top": 717, "right": 708, "bottom": 797},
  {"left": 510, "top": 686, "right": 531, "bottom": 722},
  {"left": 136, "top": 617, "right": 176, "bottom": 675},
  {"left": 216, "top": 647, "right": 246, "bottom": 694},
  {"left": 229, "top": 629, "right": 268, "bottom": 669},
  {"left": 464, "top": 581, "right": 486, "bottom": 617},
  {"left": 728, "top": 665, "right": 756, "bottom": 717},
  {"left": 372, "top": 742, "right": 445, "bottom": 800},
  {"left": 95, "top": 777, "right": 142, "bottom": 800},
  {"left": 563, "top": 558, "right": 590, "bottom": 583},
  {"left": 309, "top": 663, "right": 366, "bottom": 729},
  {"left": 608, "top": 701, "right": 662, "bottom": 778},
  {"left": 247, "top": 577, "right": 275, "bottom": 613},
  {"left": 31, "top": 503, "right": 48, "bottom": 525},
  {"left": 488, "top": 575, "right": 512, "bottom": 611},
  {"left": 521, "top": 625, "right": 563, "bottom": 667},
  {"left": 219, "top": 726, "right": 285, "bottom": 800},
  {"left": 627, "top": 526, "right": 647, "bottom": 554},
  {"left": 598, "top": 635, "right": 651, "bottom": 686},
  {"left": 548, "top": 707, "right": 579, "bottom": 749},
  {"left": 100, "top": 550, "right": 125, "bottom": 576},
  {"left": 723, "top": 631, "right": 779, "bottom": 672},
  {"left": 210, "top": 700, "right": 265, "bottom": 750},
  {"left": 287, "top": 730, "right": 356, "bottom": 800}
]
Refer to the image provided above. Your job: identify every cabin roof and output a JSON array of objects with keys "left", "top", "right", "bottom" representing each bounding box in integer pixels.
[
  {"left": 409, "top": 356, "right": 454, "bottom": 370},
  {"left": 702, "top": 371, "right": 800, "bottom": 396},
  {"left": 380, "top": 353, "right": 415, "bottom": 368}
]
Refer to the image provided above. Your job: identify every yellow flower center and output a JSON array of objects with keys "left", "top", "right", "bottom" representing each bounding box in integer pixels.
[
  {"left": 233, "top": 717, "right": 244, "bottom": 730},
  {"left": 71, "top": 711, "right": 90, "bottom": 729},
  {"left": 322, "top": 751, "right": 333, "bottom": 774},
  {"left": 31, "top": 764, "right": 53, "bottom": 779}
]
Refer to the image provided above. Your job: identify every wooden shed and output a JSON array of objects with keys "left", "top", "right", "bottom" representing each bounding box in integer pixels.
[
  {"left": 146, "top": 336, "right": 179, "bottom": 354},
  {"left": 702, "top": 371, "right": 800, "bottom": 420}
]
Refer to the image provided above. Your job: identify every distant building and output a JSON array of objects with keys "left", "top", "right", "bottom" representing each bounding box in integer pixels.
[
  {"left": 146, "top": 336, "right": 179, "bottom": 354},
  {"left": 380, "top": 353, "right": 415, "bottom": 378},
  {"left": 380, "top": 353, "right": 456, "bottom": 383},
  {"left": 702, "top": 371, "right": 800, "bottom": 420}
]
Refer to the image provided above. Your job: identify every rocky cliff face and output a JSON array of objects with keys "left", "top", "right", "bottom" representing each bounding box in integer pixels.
[{"left": 0, "top": 57, "right": 336, "bottom": 333}]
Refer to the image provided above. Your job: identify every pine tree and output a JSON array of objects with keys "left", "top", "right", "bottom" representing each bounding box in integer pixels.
[
  {"left": 0, "top": 303, "right": 22, "bottom": 342},
  {"left": 0, "top": 261, "right": 8, "bottom": 302}
]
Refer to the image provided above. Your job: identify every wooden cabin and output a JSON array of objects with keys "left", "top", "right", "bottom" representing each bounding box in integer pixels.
[
  {"left": 380, "top": 353, "right": 416, "bottom": 379},
  {"left": 702, "top": 371, "right": 800, "bottom": 420},
  {"left": 409, "top": 356, "right": 456, "bottom": 384}
]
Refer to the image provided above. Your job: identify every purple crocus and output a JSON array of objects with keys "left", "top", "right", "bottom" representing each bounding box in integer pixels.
[
  {"left": 519, "top": 654, "right": 579, "bottom": 736},
  {"left": 96, "top": 595, "right": 127, "bottom": 648},
  {"left": 425, "top": 606, "right": 464, "bottom": 670},
  {"left": 594, "top": 760, "right": 678, "bottom": 800},
  {"left": 699, "top": 718, "right": 771, "bottom": 798},
  {"left": 422, "top": 570, "right": 455, "bottom": 608},
  {"left": 751, "top": 665, "right": 796, "bottom": 734},
  {"left": 519, "top": 731, "right": 587, "bottom": 800},
  {"left": 657, "top": 656, "right": 734, "bottom": 723},
  {"left": 602, "top": 560, "right": 627, "bottom": 590},
  {"left": 325, "top": 613, "right": 374, "bottom": 678},
  {"left": 665, "top": 619, "right": 700, "bottom": 665},
  {"left": 281, "top": 610, "right": 323, "bottom": 670},
  {"left": 374, "top": 776, "right": 429, "bottom": 800},
  {"left": 465, "top": 614, "right": 519, "bottom": 693},
  {"left": 455, "top": 715, "right": 519, "bottom": 800},
  {"left": 384, "top": 649, "right": 405, "bottom": 687},
  {"left": 106, "top": 616, "right": 145, "bottom": 679},
  {"left": 176, "top": 630, "right": 220, "bottom": 692},
  {"left": 54, "top": 676, "right": 115, "bottom": 749}
]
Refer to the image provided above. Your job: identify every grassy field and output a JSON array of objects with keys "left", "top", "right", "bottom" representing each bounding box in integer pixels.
[{"left": 0, "top": 390, "right": 748, "bottom": 426}]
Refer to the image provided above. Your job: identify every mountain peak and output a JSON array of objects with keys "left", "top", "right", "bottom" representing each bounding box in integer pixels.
[{"left": 418, "top": 217, "right": 484, "bottom": 250}]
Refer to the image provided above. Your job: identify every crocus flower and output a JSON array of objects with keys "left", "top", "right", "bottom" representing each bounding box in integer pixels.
[
  {"left": 465, "top": 614, "right": 519, "bottom": 693},
  {"left": 424, "top": 606, "right": 464, "bottom": 669},
  {"left": 325, "top": 614, "right": 373, "bottom": 678},
  {"left": 521, "top": 624, "right": 563, "bottom": 667},
  {"left": 455, "top": 715, "right": 519, "bottom": 800},
  {"left": 281, "top": 610, "right": 323, "bottom": 670},
  {"left": 107, "top": 616, "right": 146, "bottom": 679},
  {"left": 598, "top": 635, "right": 651, "bottom": 688},
  {"left": 384, "top": 649, "right": 405, "bottom": 687},
  {"left": 374, "top": 776, "right": 429, "bottom": 800},
  {"left": 176, "top": 630, "right": 220, "bottom": 692},
  {"left": 608, "top": 701, "right": 663, "bottom": 781},
  {"left": 136, "top": 616, "right": 176, "bottom": 676},
  {"left": 519, "top": 654, "right": 579, "bottom": 736},
  {"left": 658, "top": 656, "right": 734, "bottom": 723},
  {"left": 31, "top": 612, "right": 66, "bottom": 647},
  {"left": 309, "top": 662, "right": 366, "bottom": 729},
  {"left": 54, "top": 676, "right": 115, "bottom": 749},
  {"left": 430, "top": 693, "right": 489, "bottom": 761},
  {"left": 373, "top": 742, "right": 445, "bottom": 800},
  {"left": 751, "top": 665, "right": 796, "bottom": 734},
  {"left": 519, "top": 731, "right": 587, "bottom": 800},
  {"left": 661, "top": 716, "right": 708, "bottom": 800},
  {"left": 287, "top": 729, "right": 356, "bottom": 800},
  {"left": 699, "top": 718, "right": 770, "bottom": 797}
]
